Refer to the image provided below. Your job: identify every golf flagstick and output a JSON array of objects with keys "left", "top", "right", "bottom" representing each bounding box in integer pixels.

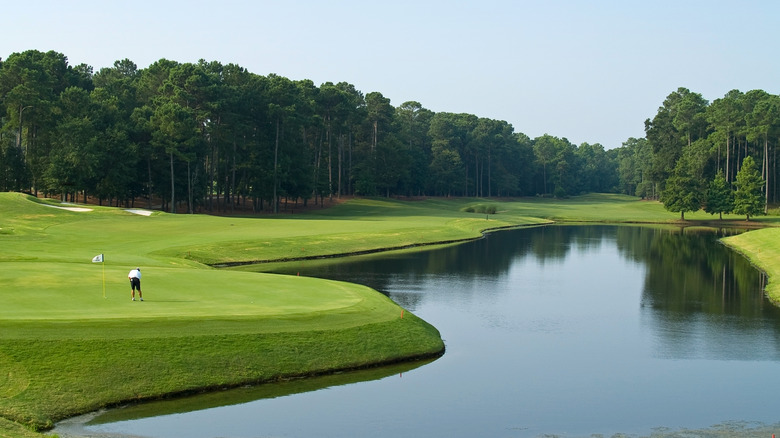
[{"left": 92, "top": 254, "right": 105, "bottom": 298}]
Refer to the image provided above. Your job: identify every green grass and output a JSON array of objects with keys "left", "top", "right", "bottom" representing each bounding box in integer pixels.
[
  {"left": 2, "top": 191, "right": 780, "bottom": 437},
  {"left": 722, "top": 228, "right": 780, "bottom": 304},
  {"left": 0, "top": 418, "right": 40, "bottom": 438}
]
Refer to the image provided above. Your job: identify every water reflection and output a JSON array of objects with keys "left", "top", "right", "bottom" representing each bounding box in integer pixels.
[
  {"left": 268, "top": 225, "right": 775, "bottom": 356},
  {"left": 70, "top": 360, "right": 431, "bottom": 425},
  {"left": 58, "top": 225, "right": 780, "bottom": 438}
]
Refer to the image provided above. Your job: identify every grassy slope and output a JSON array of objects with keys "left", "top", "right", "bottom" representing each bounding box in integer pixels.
[
  {"left": 1, "top": 192, "right": 778, "bottom": 437},
  {"left": 722, "top": 228, "right": 780, "bottom": 304},
  {"left": 0, "top": 418, "right": 39, "bottom": 438}
]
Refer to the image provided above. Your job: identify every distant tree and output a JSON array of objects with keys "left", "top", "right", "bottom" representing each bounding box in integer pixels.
[
  {"left": 645, "top": 87, "right": 708, "bottom": 191},
  {"left": 0, "top": 133, "right": 29, "bottom": 191},
  {"left": 532, "top": 134, "right": 557, "bottom": 195},
  {"left": 427, "top": 112, "right": 476, "bottom": 196},
  {"left": 150, "top": 100, "right": 198, "bottom": 213},
  {"left": 91, "top": 59, "right": 141, "bottom": 205},
  {"left": 429, "top": 142, "right": 463, "bottom": 197},
  {"left": 705, "top": 89, "right": 743, "bottom": 182},
  {"left": 0, "top": 50, "right": 82, "bottom": 195},
  {"left": 46, "top": 86, "right": 98, "bottom": 200},
  {"left": 615, "top": 137, "right": 654, "bottom": 198},
  {"left": 394, "top": 101, "right": 433, "bottom": 196},
  {"left": 704, "top": 170, "right": 733, "bottom": 220},
  {"left": 744, "top": 92, "right": 780, "bottom": 207},
  {"left": 660, "top": 155, "right": 702, "bottom": 220},
  {"left": 576, "top": 142, "right": 615, "bottom": 193},
  {"left": 733, "top": 156, "right": 765, "bottom": 221}
]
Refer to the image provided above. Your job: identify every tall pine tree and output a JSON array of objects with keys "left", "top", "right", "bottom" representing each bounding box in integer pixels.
[
  {"left": 733, "top": 156, "right": 765, "bottom": 221},
  {"left": 704, "top": 170, "right": 733, "bottom": 220},
  {"left": 660, "top": 155, "right": 702, "bottom": 220}
]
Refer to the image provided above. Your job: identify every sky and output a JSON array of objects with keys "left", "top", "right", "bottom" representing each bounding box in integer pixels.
[{"left": 3, "top": 0, "right": 780, "bottom": 149}]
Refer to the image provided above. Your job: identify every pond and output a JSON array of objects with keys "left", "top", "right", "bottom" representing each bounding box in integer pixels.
[{"left": 53, "top": 225, "right": 780, "bottom": 437}]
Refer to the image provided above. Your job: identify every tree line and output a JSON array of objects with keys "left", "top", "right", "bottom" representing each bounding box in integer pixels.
[
  {"left": 614, "top": 87, "right": 778, "bottom": 220},
  {"left": 0, "top": 50, "right": 618, "bottom": 213},
  {"left": 0, "top": 50, "right": 775, "bottom": 217}
]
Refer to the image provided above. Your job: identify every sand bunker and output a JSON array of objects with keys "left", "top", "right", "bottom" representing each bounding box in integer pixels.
[
  {"left": 43, "top": 204, "right": 93, "bottom": 212},
  {"left": 125, "top": 209, "right": 153, "bottom": 216}
]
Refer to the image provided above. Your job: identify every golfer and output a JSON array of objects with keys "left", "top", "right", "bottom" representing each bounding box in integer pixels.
[{"left": 128, "top": 267, "right": 143, "bottom": 301}]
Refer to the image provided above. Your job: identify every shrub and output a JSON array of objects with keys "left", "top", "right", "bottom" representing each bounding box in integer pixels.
[{"left": 461, "top": 204, "right": 498, "bottom": 215}]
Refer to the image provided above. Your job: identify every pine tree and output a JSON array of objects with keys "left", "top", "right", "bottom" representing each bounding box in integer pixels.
[
  {"left": 704, "top": 170, "right": 734, "bottom": 220},
  {"left": 733, "top": 156, "right": 765, "bottom": 221},
  {"left": 660, "top": 156, "right": 702, "bottom": 220}
]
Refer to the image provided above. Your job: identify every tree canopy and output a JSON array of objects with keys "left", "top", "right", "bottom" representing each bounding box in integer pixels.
[
  {"left": 617, "top": 85, "right": 780, "bottom": 220},
  {"left": 0, "top": 50, "right": 621, "bottom": 211}
]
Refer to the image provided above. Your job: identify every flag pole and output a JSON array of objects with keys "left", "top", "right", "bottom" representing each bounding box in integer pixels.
[
  {"left": 102, "top": 257, "right": 106, "bottom": 298},
  {"left": 92, "top": 254, "right": 105, "bottom": 297}
]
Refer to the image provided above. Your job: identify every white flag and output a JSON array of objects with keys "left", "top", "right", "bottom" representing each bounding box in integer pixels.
[{"left": 92, "top": 254, "right": 104, "bottom": 263}]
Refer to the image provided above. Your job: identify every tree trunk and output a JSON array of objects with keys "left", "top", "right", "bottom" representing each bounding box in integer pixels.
[
  {"left": 474, "top": 156, "right": 479, "bottom": 197},
  {"left": 765, "top": 136, "right": 769, "bottom": 213},
  {"left": 372, "top": 120, "right": 378, "bottom": 153},
  {"left": 725, "top": 133, "right": 730, "bottom": 182},
  {"left": 147, "top": 157, "right": 153, "bottom": 209},
  {"left": 328, "top": 122, "right": 333, "bottom": 200},
  {"left": 313, "top": 129, "right": 322, "bottom": 204},
  {"left": 187, "top": 160, "right": 193, "bottom": 214},
  {"left": 273, "top": 118, "right": 280, "bottom": 214},
  {"left": 488, "top": 144, "right": 492, "bottom": 197},
  {"left": 208, "top": 130, "right": 215, "bottom": 212},
  {"left": 348, "top": 131, "right": 353, "bottom": 195},
  {"left": 169, "top": 151, "right": 175, "bottom": 214},
  {"left": 231, "top": 137, "right": 236, "bottom": 214},
  {"left": 774, "top": 139, "right": 778, "bottom": 204},
  {"left": 337, "top": 133, "right": 343, "bottom": 198}
]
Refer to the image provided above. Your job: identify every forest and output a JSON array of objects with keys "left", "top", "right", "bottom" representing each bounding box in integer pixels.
[{"left": 0, "top": 50, "right": 777, "bottom": 216}]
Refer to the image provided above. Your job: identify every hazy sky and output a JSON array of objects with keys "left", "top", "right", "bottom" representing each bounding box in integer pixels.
[{"left": 4, "top": 0, "right": 779, "bottom": 149}]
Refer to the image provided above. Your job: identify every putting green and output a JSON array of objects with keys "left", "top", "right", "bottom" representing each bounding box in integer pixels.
[{"left": 1, "top": 263, "right": 374, "bottom": 321}]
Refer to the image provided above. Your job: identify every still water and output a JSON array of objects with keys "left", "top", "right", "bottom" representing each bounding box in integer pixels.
[{"left": 55, "top": 225, "right": 780, "bottom": 437}]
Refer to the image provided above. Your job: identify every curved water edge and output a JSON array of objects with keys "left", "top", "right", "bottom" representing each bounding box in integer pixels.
[
  {"left": 53, "top": 360, "right": 435, "bottom": 437},
  {"left": 53, "top": 224, "right": 780, "bottom": 438},
  {"left": 209, "top": 223, "right": 537, "bottom": 267}
]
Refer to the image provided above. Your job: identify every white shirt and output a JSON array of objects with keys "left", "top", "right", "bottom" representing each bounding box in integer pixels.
[{"left": 128, "top": 269, "right": 141, "bottom": 279}]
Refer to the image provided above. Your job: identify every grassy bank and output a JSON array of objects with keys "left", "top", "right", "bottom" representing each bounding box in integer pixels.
[
  {"left": 2, "top": 192, "right": 779, "bottom": 437},
  {"left": 722, "top": 228, "right": 780, "bottom": 304}
]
